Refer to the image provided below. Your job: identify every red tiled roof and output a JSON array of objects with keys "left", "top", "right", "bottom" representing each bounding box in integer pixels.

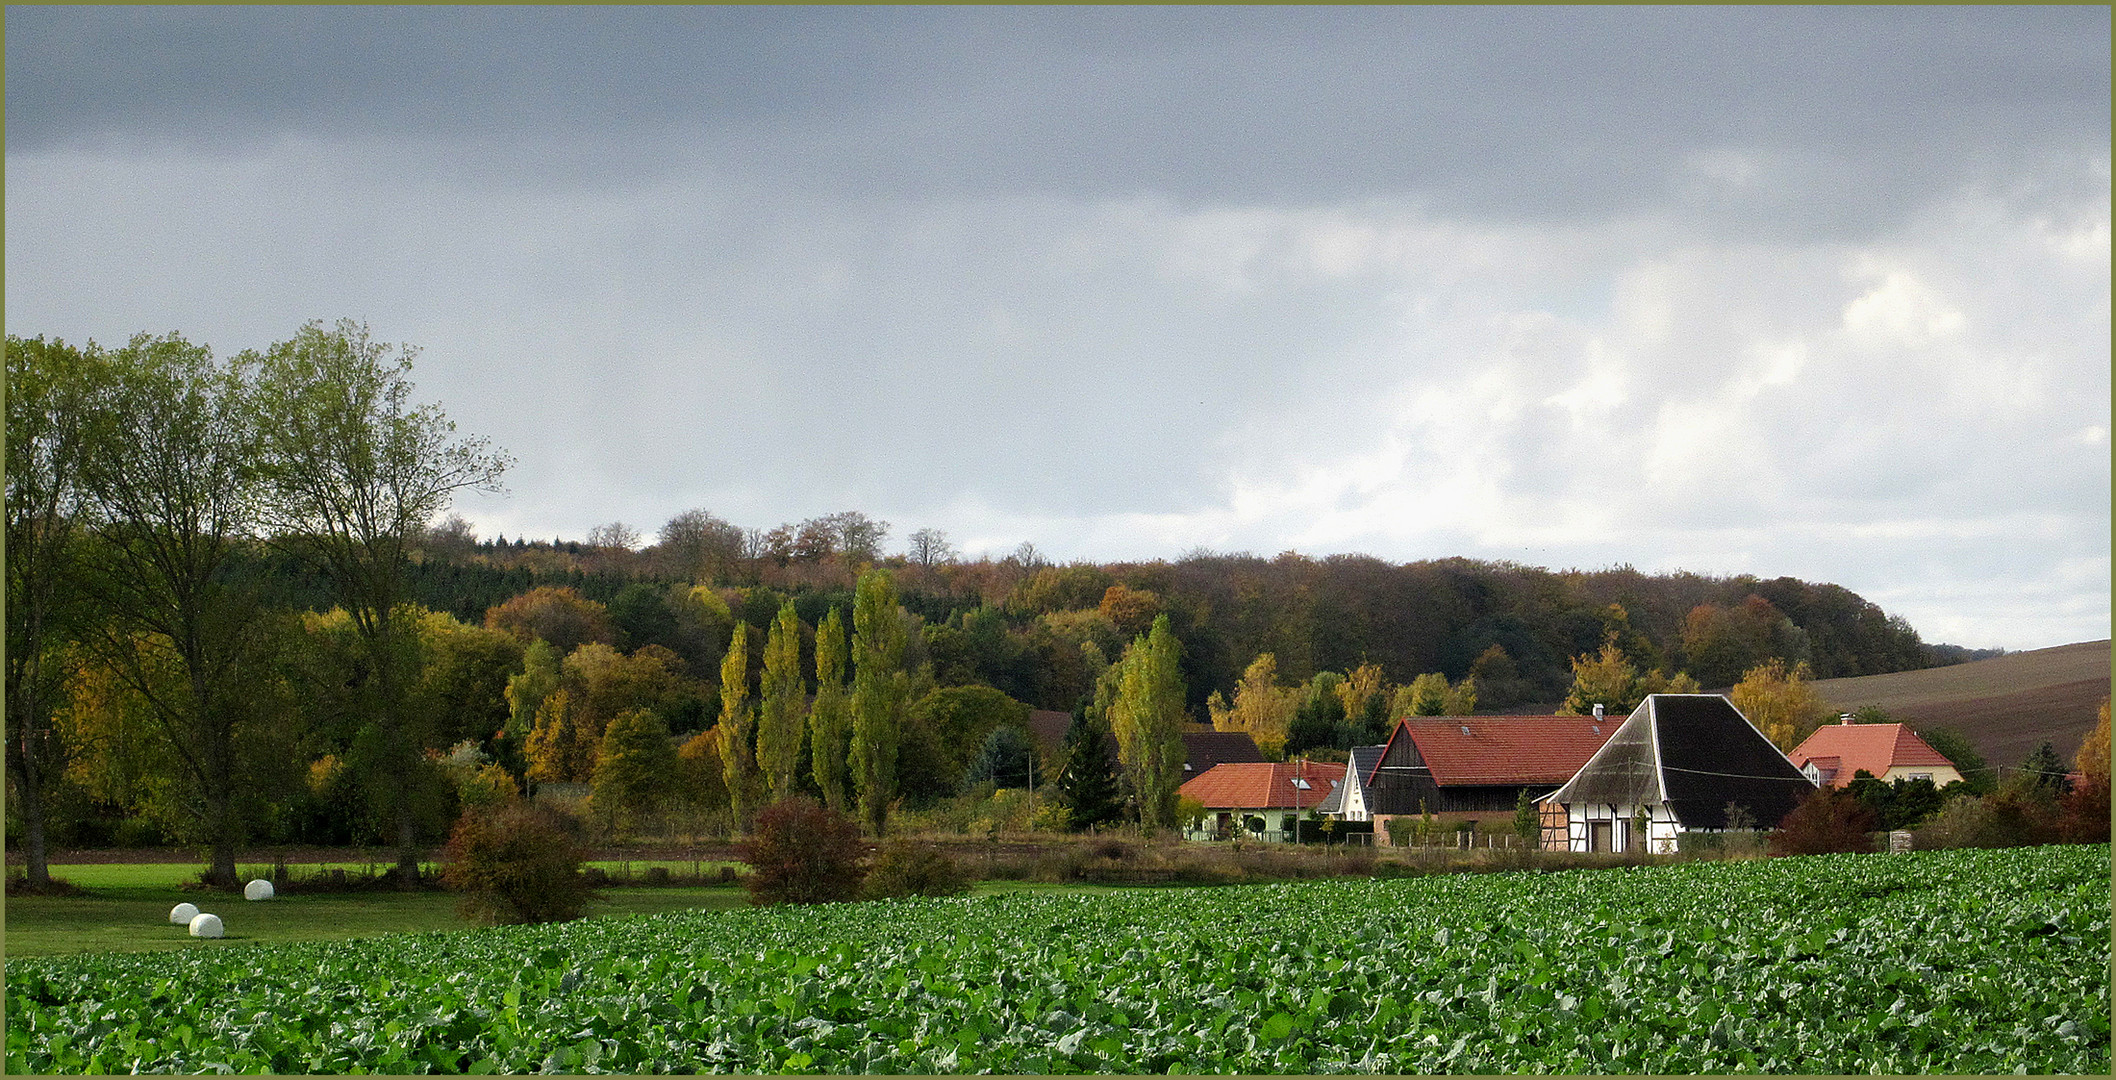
[
  {"left": 1788, "top": 723, "right": 1955, "bottom": 787},
  {"left": 1386, "top": 716, "right": 1617, "bottom": 786},
  {"left": 1179, "top": 761, "right": 1347, "bottom": 810}
]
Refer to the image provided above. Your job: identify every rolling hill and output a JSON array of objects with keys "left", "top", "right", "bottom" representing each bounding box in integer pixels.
[{"left": 1809, "top": 639, "right": 2111, "bottom": 770}]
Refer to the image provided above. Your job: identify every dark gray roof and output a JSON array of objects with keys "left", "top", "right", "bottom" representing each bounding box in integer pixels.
[
  {"left": 1548, "top": 694, "right": 1815, "bottom": 830},
  {"left": 1349, "top": 744, "right": 1386, "bottom": 786},
  {"left": 1180, "top": 730, "right": 1265, "bottom": 775}
]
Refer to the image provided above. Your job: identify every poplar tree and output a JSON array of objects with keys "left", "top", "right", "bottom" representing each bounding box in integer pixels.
[
  {"left": 848, "top": 568, "right": 908, "bottom": 836},
  {"left": 757, "top": 600, "right": 806, "bottom": 802},
  {"left": 1110, "top": 614, "right": 1187, "bottom": 833},
  {"left": 809, "top": 607, "right": 852, "bottom": 812},
  {"left": 719, "top": 623, "right": 757, "bottom": 826}
]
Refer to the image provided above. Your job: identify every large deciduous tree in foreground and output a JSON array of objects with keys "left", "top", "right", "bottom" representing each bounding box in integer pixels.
[
  {"left": 5, "top": 336, "right": 98, "bottom": 887},
  {"left": 243, "top": 320, "right": 510, "bottom": 883}
]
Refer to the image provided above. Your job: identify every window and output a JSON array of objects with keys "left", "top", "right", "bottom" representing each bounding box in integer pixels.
[
  {"left": 1908, "top": 773, "right": 1931, "bottom": 783},
  {"left": 1290, "top": 778, "right": 1312, "bottom": 790}
]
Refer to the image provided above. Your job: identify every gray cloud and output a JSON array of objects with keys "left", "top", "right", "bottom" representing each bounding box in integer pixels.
[
  {"left": 5, "top": 7, "right": 2107, "bottom": 650},
  {"left": 9, "top": 7, "right": 2106, "bottom": 233}
]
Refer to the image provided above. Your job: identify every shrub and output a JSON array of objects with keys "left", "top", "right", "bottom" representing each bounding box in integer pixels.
[
  {"left": 735, "top": 797, "right": 871, "bottom": 905},
  {"left": 440, "top": 801, "right": 594, "bottom": 925},
  {"left": 1769, "top": 787, "right": 1879, "bottom": 856},
  {"left": 864, "top": 841, "right": 972, "bottom": 899},
  {"left": 1913, "top": 795, "right": 2007, "bottom": 850}
]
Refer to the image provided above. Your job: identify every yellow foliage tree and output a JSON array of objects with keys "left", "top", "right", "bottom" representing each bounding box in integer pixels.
[
  {"left": 1209, "top": 653, "right": 1297, "bottom": 759},
  {"left": 2076, "top": 697, "right": 2110, "bottom": 787},
  {"left": 1334, "top": 661, "right": 1390, "bottom": 726},
  {"left": 524, "top": 689, "right": 595, "bottom": 783},
  {"left": 1729, "top": 658, "right": 1837, "bottom": 752}
]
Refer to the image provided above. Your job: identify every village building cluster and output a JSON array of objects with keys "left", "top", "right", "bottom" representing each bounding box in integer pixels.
[{"left": 1092, "top": 694, "right": 1965, "bottom": 852}]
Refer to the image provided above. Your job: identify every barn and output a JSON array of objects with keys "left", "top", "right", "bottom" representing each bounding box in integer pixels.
[
  {"left": 1364, "top": 714, "right": 1619, "bottom": 839},
  {"left": 1543, "top": 694, "right": 1816, "bottom": 853}
]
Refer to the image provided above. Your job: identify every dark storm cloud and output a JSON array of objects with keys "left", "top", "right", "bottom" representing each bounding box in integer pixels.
[{"left": 9, "top": 6, "right": 2107, "bottom": 231}]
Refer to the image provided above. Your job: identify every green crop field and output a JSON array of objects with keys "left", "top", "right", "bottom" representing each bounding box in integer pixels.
[{"left": 7, "top": 845, "right": 2108, "bottom": 1074}]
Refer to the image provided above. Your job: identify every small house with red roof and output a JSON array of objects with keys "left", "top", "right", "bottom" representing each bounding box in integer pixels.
[
  {"left": 1787, "top": 721, "right": 1964, "bottom": 789},
  {"left": 1178, "top": 760, "right": 1346, "bottom": 841},
  {"left": 1364, "top": 713, "right": 1620, "bottom": 841}
]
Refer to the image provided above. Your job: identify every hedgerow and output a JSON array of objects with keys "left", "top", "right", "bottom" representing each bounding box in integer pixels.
[{"left": 6, "top": 844, "right": 2107, "bottom": 1074}]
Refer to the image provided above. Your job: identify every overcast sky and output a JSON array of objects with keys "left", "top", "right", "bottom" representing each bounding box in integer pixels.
[{"left": 7, "top": 6, "right": 2109, "bottom": 651}]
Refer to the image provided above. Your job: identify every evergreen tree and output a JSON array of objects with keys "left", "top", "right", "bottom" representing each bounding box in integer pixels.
[
  {"left": 2021, "top": 740, "right": 2070, "bottom": 797},
  {"left": 1111, "top": 614, "right": 1187, "bottom": 833},
  {"left": 963, "top": 724, "right": 1037, "bottom": 789},
  {"left": 757, "top": 601, "right": 806, "bottom": 802},
  {"left": 1054, "top": 705, "right": 1122, "bottom": 831},
  {"left": 849, "top": 568, "right": 908, "bottom": 836},
  {"left": 719, "top": 623, "right": 757, "bottom": 825},
  {"left": 809, "top": 607, "right": 852, "bottom": 813}
]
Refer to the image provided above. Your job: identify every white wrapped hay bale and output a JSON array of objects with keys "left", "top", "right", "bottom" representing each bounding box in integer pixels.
[
  {"left": 169, "top": 901, "right": 200, "bottom": 925},
  {"left": 188, "top": 912, "right": 224, "bottom": 938},
  {"left": 244, "top": 879, "right": 275, "bottom": 901}
]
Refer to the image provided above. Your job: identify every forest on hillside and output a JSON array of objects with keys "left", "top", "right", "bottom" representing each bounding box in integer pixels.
[
  {"left": 358, "top": 510, "right": 1971, "bottom": 720},
  {"left": 7, "top": 322, "right": 1998, "bottom": 884}
]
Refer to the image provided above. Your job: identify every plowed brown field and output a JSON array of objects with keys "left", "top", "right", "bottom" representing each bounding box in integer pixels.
[{"left": 1811, "top": 639, "right": 2111, "bottom": 767}]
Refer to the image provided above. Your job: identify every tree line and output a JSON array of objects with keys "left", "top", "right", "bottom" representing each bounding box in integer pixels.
[{"left": 8, "top": 322, "right": 1992, "bottom": 890}]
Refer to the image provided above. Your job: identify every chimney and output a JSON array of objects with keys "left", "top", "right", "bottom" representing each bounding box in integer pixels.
[
  {"left": 1840, "top": 713, "right": 1853, "bottom": 725},
  {"left": 1592, "top": 704, "right": 1604, "bottom": 720}
]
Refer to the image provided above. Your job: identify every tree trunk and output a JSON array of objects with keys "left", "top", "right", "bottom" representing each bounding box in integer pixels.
[
  {"left": 16, "top": 766, "right": 53, "bottom": 887},
  {"left": 205, "top": 785, "right": 240, "bottom": 889},
  {"left": 395, "top": 807, "right": 421, "bottom": 887}
]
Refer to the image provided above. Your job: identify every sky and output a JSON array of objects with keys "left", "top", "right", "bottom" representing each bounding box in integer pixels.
[{"left": 6, "top": 6, "right": 2109, "bottom": 652}]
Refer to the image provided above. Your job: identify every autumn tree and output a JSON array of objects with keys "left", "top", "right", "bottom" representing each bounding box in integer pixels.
[
  {"left": 245, "top": 318, "right": 509, "bottom": 882},
  {"left": 592, "top": 707, "right": 680, "bottom": 832},
  {"left": 757, "top": 601, "right": 807, "bottom": 802},
  {"left": 1558, "top": 637, "right": 1641, "bottom": 717},
  {"left": 2058, "top": 697, "right": 2110, "bottom": 842},
  {"left": 849, "top": 569, "right": 909, "bottom": 835},
  {"left": 1396, "top": 672, "right": 1477, "bottom": 717},
  {"left": 1729, "top": 658, "right": 1837, "bottom": 752},
  {"left": 4, "top": 335, "right": 98, "bottom": 887},
  {"left": 1111, "top": 614, "right": 1187, "bottom": 833},
  {"left": 504, "top": 639, "right": 563, "bottom": 741},
  {"left": 1098, "top": 584, "right": 1162, "bottom": 640},
  {"left": 524, "top": 689, "right": 593, "bottom": 783},
  {"left": 719, "top": 622, "right": 758, "bottom": 825},
  {"left": 483, "top": 586, "right": 616, "bottom": 654},
  {"left": 1207, "top": 652, "right": 1298, "bottom": 759},
  {"left": 1334, "top": 662, "right": 1390, "bottom": 729},
  {"left": 675, "top": 727, "right": 730, "bottom": 818},
  {"left": 808, "top": 607, "right": 853, "bottom": 813},
  {"left": 1681, "top": 595, "right": 1811, "bottom": 689}
]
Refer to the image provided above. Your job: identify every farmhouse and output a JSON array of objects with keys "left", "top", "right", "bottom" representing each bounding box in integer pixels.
[
  {"left": 1364, "top": 714, "right": 1618, "bottom": 840},
  {"left": 1179, "top": 759, "right": 1346, "bottom": 841},
  {"left": 1786, "top": 720, "right": 1963, "bottom": 789},
  {"left": 1313, "top": 744, "right": 1387, "bottom": 821},
  {"left": 1543, "top": 694, "right": 1816, "bottom": 853}
]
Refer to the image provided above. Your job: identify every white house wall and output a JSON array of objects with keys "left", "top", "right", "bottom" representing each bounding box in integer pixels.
[{"left": 1563, "top": 801, "right": 1678, "bottom": 854}]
